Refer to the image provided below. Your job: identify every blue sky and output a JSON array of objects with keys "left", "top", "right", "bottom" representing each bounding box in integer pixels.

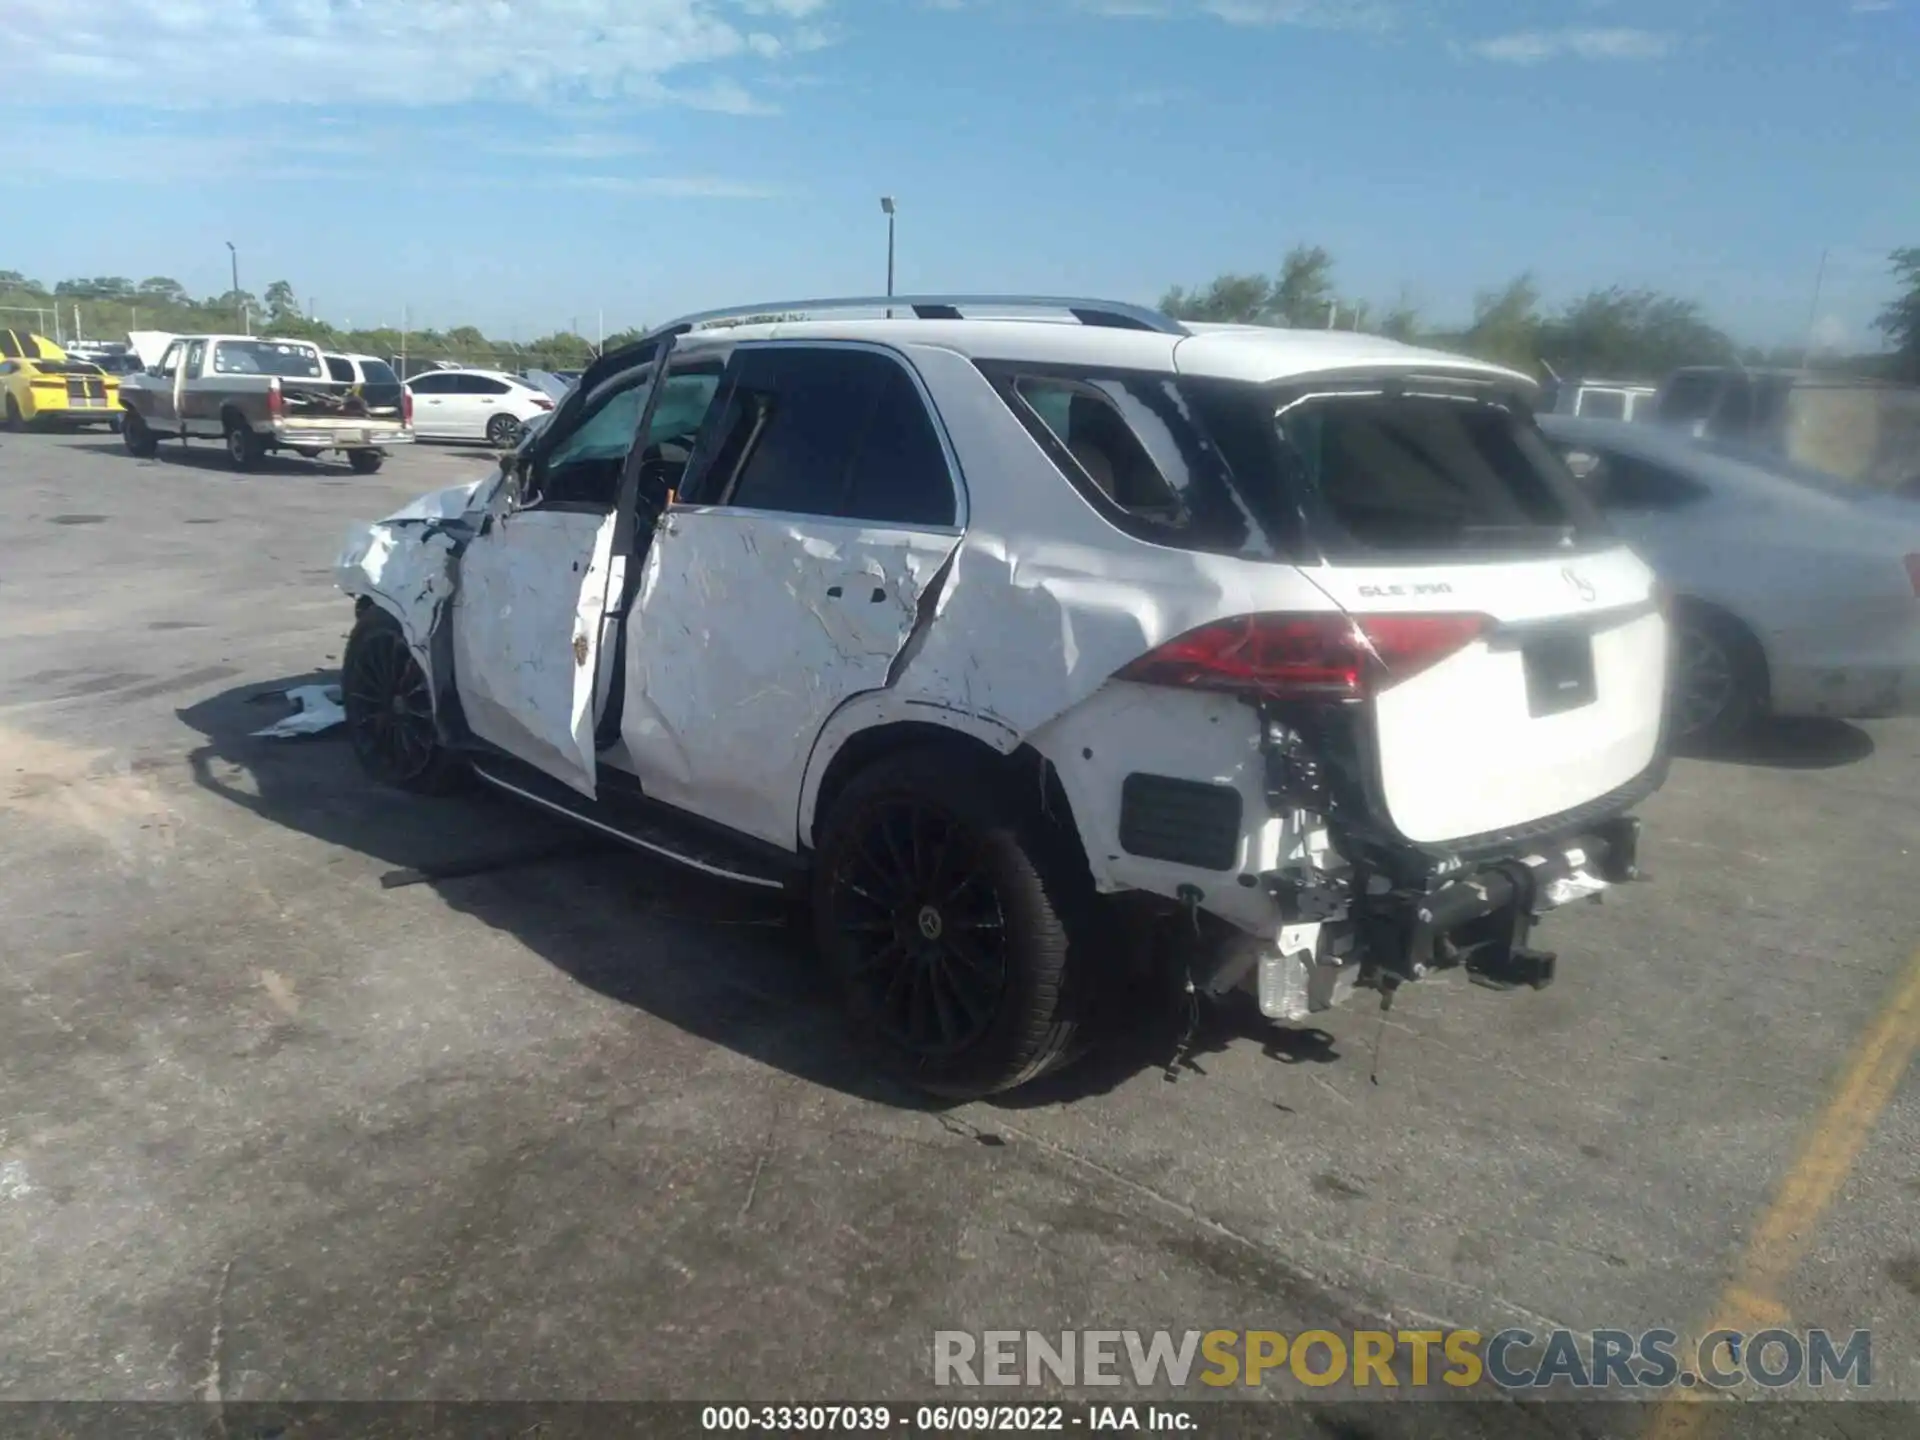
[{"left": 2, "top": 0, "right": 1915, "bottom": 348}]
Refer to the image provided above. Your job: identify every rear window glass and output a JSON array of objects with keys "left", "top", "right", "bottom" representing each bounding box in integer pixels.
[
  {"left": 213, "top": 340, "right": 323, "bottom": 379},
  {"left": 985, "top": 364, "right": 1596, "bottom": 560},
  {"left": 1274, "top": 393, "right": 1591, "bottom": 554},
  {"left": 361, "top": 361, "right": 400, "bottom": 387},
  {"left": 325, "top": 356, "right": 354, "bottom": 383}
]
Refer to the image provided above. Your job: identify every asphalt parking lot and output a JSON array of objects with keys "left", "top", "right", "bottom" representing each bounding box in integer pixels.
[{"left": 1, "top": 428, "right": 1916, "bottom": 1432}]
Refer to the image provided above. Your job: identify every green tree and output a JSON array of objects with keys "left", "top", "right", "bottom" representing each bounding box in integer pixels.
[
  {"left": 137, "top": 276, "right": 188, "bottom": 305},
  {"left": 1459, "top": 274, "right": 1542, "bottom": 370},
  {"left": 0, "top": 270, "right": 43, "bottom": 293},
  {"left": 1159, "top": 273, "right": 1273, "bottom": 324},
  {"left": 1269, "top": 245, "right": 1337, "bottom": 327},
  {"left": 263, "top": 279, "right": 301, "bottom": 325},
  {"left": 1874, "top": 247, "right": 1920, "bottom": 382},
  {"left": 1536, "top": 287, "right": 1733, "bottom": 379}
]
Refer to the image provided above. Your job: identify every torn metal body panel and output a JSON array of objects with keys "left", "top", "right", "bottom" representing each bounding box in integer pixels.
[
  {"left": 621, "top": 507, "right": 961, "bottom": 848},
  {"left": 450, "top": 508, "right": 619, "bottom": 799},
  {"left": 333, "top": 472, "right": 500, "bottom": 684}
]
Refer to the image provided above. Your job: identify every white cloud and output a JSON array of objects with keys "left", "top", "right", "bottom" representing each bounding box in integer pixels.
[
  {"left": 0, "top": 0, "right": 826, "bottom": 110},
  {"left": 1466, "top": 26, "right": 1675, "bottom": 63},
  {"left": 1200, "top": 0, "right": 1394, "bottom": 27},
  {"left": 1071, "top": 0, "right": 1392, "bottom": 23}
]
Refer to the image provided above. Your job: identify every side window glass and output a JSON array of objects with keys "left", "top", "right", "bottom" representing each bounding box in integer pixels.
[
  {"left": 326, "top": 357, "right": 354, "bottom": 383},
  {"left": 842, "top": 366, "right": 955, "bottom": 527},
  {"left": 156, "top": 342, "right": 183, "bottom": 375},
  {"left": 722, "top": 349, "right": 888, "bottom": 516},
  {"left": 410, "top": 373, "right": 448, "bottom": 395},
  {"left": 0, "top": 331, "right": 19, "bottom": 359},
  {"left": 1014, "top": 376, "right": 1184, "bottom": 520},
  {"left": 185, "top": 341, "right": 206, "bottom": 375},
  {"left": 473, "top": 377, "right": 510, "bottom": 396},
  {"left": 534, "top": 369, "right": 652, "bottom": 509}
]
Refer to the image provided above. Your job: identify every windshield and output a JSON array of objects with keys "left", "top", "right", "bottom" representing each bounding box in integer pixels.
[{"left": 211, "top": 340, "right": 324, "bottom": 379}]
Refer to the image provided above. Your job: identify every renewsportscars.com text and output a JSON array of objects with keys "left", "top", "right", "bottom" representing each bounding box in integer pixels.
[{"left": 933, "top": 1328, "right": 1872, "bottom": 1391}]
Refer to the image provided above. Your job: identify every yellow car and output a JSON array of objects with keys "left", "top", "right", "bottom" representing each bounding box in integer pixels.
[{"left": 0, "top": 330, "right": 121, "bottom": 430}]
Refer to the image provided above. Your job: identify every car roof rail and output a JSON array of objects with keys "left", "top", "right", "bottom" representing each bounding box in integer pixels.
[{"left": 656, "top": 294, "right": 1191, "bottom": 338}]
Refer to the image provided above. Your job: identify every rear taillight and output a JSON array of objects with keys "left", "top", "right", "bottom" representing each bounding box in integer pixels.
[
  {"left": 532, "top": 396, "right": 554, "bottom": 410},
  {"left": 1115, "top": 612, "right": 1486, "bottom": 700},
  {"left": 402, "top": 388, "right": 414, "bottom": 426},
  {"left": 1905, "top": 554, "right": 1920, "bottom": 598},
  {"left": 267, "top": 376, "right": 284, "bottom": 418}
]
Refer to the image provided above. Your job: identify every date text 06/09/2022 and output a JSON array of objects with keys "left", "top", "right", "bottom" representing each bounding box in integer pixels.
[{"left": 699, "top": 1405, "right": 1196, "bottom": 1432}]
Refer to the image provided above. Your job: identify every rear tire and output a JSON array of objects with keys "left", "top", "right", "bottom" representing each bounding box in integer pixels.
[
  {"left": 811, "top": 747, "right": 1092, "bottom": 1099},
  {"left": 347, "top": 449, "right": 385, "bottom": 474},
  {"left": 485, "top": 412, "right": 522, "bottom": 448},
  {"left": 341, "top": 607, "right": 466, "bottom": 795},
  {"left": 122, "top": 411, "right": 160, "bottom": 458},
  {"left": 1671, "top": 603, "right": 1765, "bottom": 745},
  {"left": 224, "top": 416, "right": 262, "bottom": 471}
]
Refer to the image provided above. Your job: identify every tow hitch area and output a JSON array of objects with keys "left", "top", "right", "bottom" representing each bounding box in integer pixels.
[
  {"left": 1249, "top": 816, "right": 1644, "bottom": 1020},
  {"left": 1363, "top": 816, "right": 1643, "bottom": 993}
]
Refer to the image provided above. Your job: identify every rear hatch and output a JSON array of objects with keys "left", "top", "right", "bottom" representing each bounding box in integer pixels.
[{"left": 1275, "top": 381, "right": 1666, "bottom": 844}]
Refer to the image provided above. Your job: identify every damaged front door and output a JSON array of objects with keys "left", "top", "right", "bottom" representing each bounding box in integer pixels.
[
  {"left": 622, "top": 344, "right": 964, "bottom": 849},
  {"left": 448, "top": 362, "right": 655, "bottom": 798}
]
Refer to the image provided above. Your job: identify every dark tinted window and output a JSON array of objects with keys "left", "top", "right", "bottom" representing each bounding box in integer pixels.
[
  {"left": 0, "top": 332, "right": 20, "bottom": 359},
  {"left": 985, "top": 364, "right": 1282, "bottom": 557},
  {"left": 325, "top": 356, "right": 354, "bottom": 383},
  {"left": 462, "top": 375, "right": 511, "bottom": 395},
  {"left": 1557, "top": 447, "right": 1709, "bottom": 512},
  {"left": 841, "top": 367, "right": 954, "bottom": 526},
  {"left": 1275, "top": 395, "right": 1588, "bottom": 553},
  {"left": 409, "top": 372, "right": 455, "bottom": 394},
  {"left": 1658, "top": 372, "right": 1720, "bottom": 425},
  {"left": 718, "top": 349, "right": 888, "bottom": 516},
  {"left": 362, "top": 360, "right": 400, "bottom": 387}
]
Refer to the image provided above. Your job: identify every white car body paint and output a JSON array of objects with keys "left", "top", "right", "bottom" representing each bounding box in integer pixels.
[
  {"left": 337, "top": 310, "right": 1670, "bottom": 1030},
  {"left": 450, "top": 508, "right": 619, "bottom": 798},
  {"left": 1541, "top": 416, "right": 1920, "bottom": 720},
  {"left": 621, "top": 507, "right": 961, "bottom": 847}
]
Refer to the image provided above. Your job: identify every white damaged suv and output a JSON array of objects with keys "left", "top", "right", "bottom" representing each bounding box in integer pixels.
[{"left": 336, "top": 297, "right": 1669, "bottom": 1098}]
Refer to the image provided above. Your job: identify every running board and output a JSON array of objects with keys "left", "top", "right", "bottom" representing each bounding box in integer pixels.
[{"left": 468, "top": 755, "right": 794, "bottom": 891}]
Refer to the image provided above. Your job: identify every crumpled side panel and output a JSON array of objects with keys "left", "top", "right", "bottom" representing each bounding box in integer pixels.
[
  {"left": 623, "top": 508, "right": 959, "bottom": 847},
  {"left": 448, "top": 509, "right": 617, "bottom": 798},
  {"left": 334, "top": 520, "right": 461, "bottom": 680}
]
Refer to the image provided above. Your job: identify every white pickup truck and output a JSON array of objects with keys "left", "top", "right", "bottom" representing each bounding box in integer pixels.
[{"left": 119, "top": 334, "right": 414, "bottom": 473}]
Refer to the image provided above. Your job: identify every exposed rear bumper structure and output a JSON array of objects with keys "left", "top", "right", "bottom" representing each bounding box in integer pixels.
[{"left": 1248, "top": 815, "right": 1645, "bottom": 1022}]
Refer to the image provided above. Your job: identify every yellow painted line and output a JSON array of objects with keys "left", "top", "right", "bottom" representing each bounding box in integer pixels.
[{"left": 1646, "top": 944, "right": 1920, "bottom": 1439}]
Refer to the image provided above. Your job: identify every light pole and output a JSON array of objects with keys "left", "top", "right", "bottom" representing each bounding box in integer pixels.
[
  {"left": 880, "top": 195, "right": 897, "bottom": 316},
  {"left": 225, "top": 241, "right": 247, "bottom": 335}
]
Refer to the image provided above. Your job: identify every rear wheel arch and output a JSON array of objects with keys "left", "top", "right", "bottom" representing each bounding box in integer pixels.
[
  {"left": 803, "top": 718, "right": 1093, "bottom": 883},
  {"left": 1670, "top": 594, "right": 1772, "bottom": 739}
]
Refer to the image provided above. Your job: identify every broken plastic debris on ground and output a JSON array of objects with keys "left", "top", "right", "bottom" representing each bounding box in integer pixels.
[{"left": 253, "top": 684, "right": 346, "bottom": 739}]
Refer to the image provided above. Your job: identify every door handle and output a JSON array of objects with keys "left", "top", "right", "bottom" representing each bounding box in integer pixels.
[{"left": 825, "top": 585, "right": 843, "bottom": 598}]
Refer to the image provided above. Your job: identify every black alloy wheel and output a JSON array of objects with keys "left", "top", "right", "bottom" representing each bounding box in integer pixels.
[
  {"left": 341, "top": 609, "right": 464, "bottom": 793},
  {"left": 827, "top": 798, "right": 1012, "bottom": 1061}
]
